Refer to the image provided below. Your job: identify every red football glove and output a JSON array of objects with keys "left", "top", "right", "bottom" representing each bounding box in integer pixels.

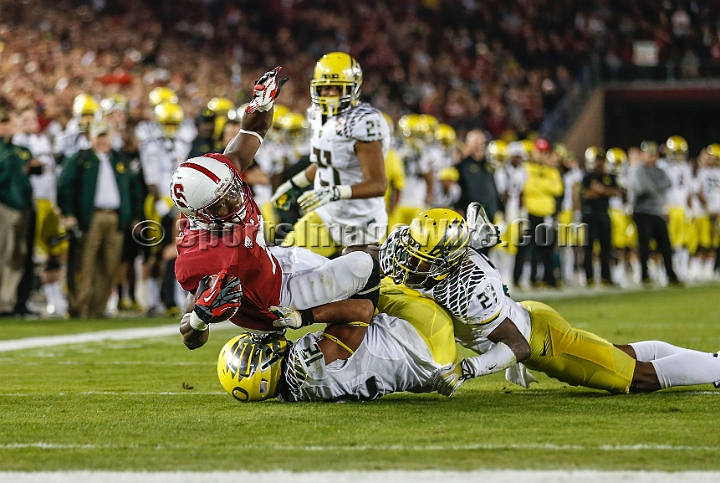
[
  {"left": 193, "top": 270, "right": 243, "bottom": 324},
  {"left": 245, "top": 66, "right": 289, "bottom": 114}
]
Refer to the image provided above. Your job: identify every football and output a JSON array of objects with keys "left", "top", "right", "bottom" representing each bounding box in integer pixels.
[{"left": 194, "top": 272, "right": 242, "bottom": 323}]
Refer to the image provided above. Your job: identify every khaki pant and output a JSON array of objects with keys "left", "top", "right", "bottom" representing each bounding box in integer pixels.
[
  {"left": 0, "top": 204, "right": 28, "bottom": 313},
  {"left": 75, "top": 210, "right": 123, "bottom": 318}
]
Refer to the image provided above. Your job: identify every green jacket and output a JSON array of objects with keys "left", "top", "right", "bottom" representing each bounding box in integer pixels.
[
  {"left": 0, "top": 138, "right": 34, "bottom": 211},
  {"left": 57, "top": 149, "right": 143, "bottom": 232}
]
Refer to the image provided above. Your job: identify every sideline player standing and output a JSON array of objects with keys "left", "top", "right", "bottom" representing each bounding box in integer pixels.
[
  {"left": 171, "top": 67, "right": 379, "bottom": 349},
  {"left": 270, "top": 53, "right": 390, "bottom": 257}
]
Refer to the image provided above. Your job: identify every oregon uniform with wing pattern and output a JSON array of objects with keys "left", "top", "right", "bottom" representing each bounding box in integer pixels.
[
  {"left": 216, "top": 279, "right": 457, "bottom": 402},
  {"left": 276, "top": 53, "right": 390, "bottom": 256},
  {"left": 380, "top": 209, "right": 637, "bottom": 394}
]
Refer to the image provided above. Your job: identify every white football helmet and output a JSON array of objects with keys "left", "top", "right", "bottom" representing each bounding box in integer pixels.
[{"left": 170, "top": 156, "right": 251, "bottom": 226}]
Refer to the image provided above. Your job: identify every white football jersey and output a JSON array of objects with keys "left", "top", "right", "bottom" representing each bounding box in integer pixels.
[
  {"left": 658, "top": 159, "right": 692, "bottom": 209},
  {"left": 499, "top": 163, "right": 527, "bottom": 221},
  {"left": 422, "top": 249, "right": 531, "bottom": 354},
  {"left": 609, "top": 168, "right": 628, "bottom": 211},
  {"left": 279, "top": 313, "right": 442, "bottom": 402},
  {"left": 13, "top": 132, "right": 57, "bottom": 203},
  {"left": 135, "top": 119, "right": 197, "bottom": 146},
  {"left": 561, "top": 167, "right": 584, "bottom": 212},
  {"left": 139, "top": 137, "right": 192, "bottom": 197},
  {"left": 53, "top": 118, "right": 92, "bottom": 160},
  {"left": 397, "top": 141, "right": 433, "bottom": 208},
  {"left": 697, "top": 166, "right": 720, "bottom": 214},
  {"left": 309, "top": 103, "right": 390, "bottom": 246}
]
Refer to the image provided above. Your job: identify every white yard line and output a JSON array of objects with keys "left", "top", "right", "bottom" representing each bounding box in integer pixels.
[
  {"left": 0, "top": 442, "right": 718, "bottom": 452},
  {"left": 0, "top": 471, "right": 719, "bottom": 483},
  {"left": 0, "top": 322, "right": 236, "bottom": 352}
]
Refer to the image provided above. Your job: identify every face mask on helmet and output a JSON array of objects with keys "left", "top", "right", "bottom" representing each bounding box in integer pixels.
[
  {"left": 310, "top": 52, "right": 362, "bottom": 117},
  {"left": 195, "top": 173, "right": 249, "bottom": 226},
  {"left": 381, "top": 221, "right": 469, "bottom": 289},
  {"left": 171, "top": 158, "right": 252, "bottom": 228},
  {"left": 217, "top": 333, "right": 290, "bottom": 402}
]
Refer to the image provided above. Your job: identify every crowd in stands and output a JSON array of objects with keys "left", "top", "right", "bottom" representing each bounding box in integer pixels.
[{"left": 1, "top": 0, "right": 720, "bottom": 319}]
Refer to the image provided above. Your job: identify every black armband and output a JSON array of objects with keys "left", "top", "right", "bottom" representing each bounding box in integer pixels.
[{"left": 300, "top": 308, "right": 315, "bottom": 327}]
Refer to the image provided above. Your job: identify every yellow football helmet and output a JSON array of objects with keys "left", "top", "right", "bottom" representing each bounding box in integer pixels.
[
  {"left": 640, "top": 140, "right": 659, "bottom": 156},
  {"left": 73, "top": 94, "right": 99, "bottom": 132},
  {"left": 217, "top": 333, "right": 290, "bottom": 402},
  {"left": 148, "top": 87, "right": 178, "bottom": 107},
  {"left": 606, "top": 147, "right": 627, "bottom": 174},
  {"left": 154, "top": 102, "right": 183, "bottom": 139},
  {"left": 487, "top": 139, "right": 509, "bottom": 167},
  {"left": 666, "top": 135, "right": 688, "bottom": 162},
  {"left": 398, "top": 114, "right": 438, "bottom": 143},
  {"left": 311, "top": 52, "right": 362, "bottom": 116},
  {"left": 279, "top": 112, "right": 309, "bottom": 144},
  {"left": 584, "top": 146, "right": 605, "bottom": 170},
  {"left": 72, "top": 94, "right": 99, "bottom": 117},
  {"left": 520, "top": 139, "right": 535, "bottom": 156},
  {"left": 438, "top": 166, "right": 460, "bottom": 182},
  {"left": 207, "top": 97, "right": 235, "bottom": 115},
  {"left": 435, "top": 124, "right": 457, "bottom": 146},
  {"left": 272, "top": 104, "right": 291, "bottom": 129},
  {"left": 707, "top": 143, "right": 720, "bottom": 161},
  {"left": 100, "top": 94, "right": 128, "bottom": 115},
  {"left": 381, "top": 208, "right": 470, "bottom": 289}
]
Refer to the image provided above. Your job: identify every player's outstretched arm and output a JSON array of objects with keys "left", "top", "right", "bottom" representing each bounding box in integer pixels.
[
  {"left": 224, "top": 67, "right": 288, "bottom": 173},
  {"left": 435, "top": 318, "right": 531, "bottom": 396},
  {"left": 271, "top": 299, "right": 374, "bottom": 330}
]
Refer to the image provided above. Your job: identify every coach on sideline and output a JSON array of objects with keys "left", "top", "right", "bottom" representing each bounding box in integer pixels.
[{"left": 57, "top": 121, "right": 143, "bottom": 318}]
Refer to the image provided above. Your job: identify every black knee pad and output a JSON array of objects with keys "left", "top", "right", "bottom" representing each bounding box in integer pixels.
[{"left": 350, "top": 256, "right": 380, "bottom": 309}]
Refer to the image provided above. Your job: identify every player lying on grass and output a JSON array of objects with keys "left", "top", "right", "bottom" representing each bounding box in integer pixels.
[
  {"left": 380, "top": 205, "right": 720, "bottom": 395},
  {"left": 172, "top": 66, "right": 380, "bottom": 350},
  {"left": 216, "top": 278, "right": 459, "bottom": 402}
]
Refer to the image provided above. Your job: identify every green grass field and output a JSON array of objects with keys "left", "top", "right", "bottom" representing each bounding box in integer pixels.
[{"left": 1, "top": 285, "right": 719, "bottom": 471}]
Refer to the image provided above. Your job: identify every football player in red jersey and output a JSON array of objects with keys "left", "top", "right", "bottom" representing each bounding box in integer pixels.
[{"left": 173, "top": 67, "right": 379, "bottom": 350}]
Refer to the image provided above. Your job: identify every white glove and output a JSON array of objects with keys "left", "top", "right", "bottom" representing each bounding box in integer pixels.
[
  {"left": 505, "top": 363, "right": 538, "bottom": 389},
  {"left": 271, "top": 171, "right": 312, "bottom": 210},
  {"left": 271, "top": 180, "right": 296, "bottom": 210},
  {"left": 298, "top": 187, "right": 340, "bottom": 213},
  {"left": 270, "top": 305, "right": 313, "bottom": 329},
  {"left": 434, "top": 360, "right": 472, "bottom": 397},
  {"left": 466, "top": 202, "right": 500, "bottom": 249},
  {"left": 245, "top": 66, "right": 289, "bottom": 114}
]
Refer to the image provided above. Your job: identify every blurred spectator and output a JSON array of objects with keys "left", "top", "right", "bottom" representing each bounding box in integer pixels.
[
  {"left": 0, "top": 100, "right": 36, "bottom": 316},
  {"left": 628, "top": 143, "right": 681, "bottom": 287},
  {"left": 57, "top": 121, "right": 143, "bottom": 318}
]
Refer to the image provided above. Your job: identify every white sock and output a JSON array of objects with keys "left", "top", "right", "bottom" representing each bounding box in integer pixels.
[
  {"left": 51, "top": 282, "right": 67, "bottom": 314},
  {"left": 651, "top": 352, "right": 720, "bottom": 389},
  {"left": 630, "top": 340, "right": 707, "bottom": 362},
  {"left": 147, "top": 279, "right": 160, "bottom": 309}
]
